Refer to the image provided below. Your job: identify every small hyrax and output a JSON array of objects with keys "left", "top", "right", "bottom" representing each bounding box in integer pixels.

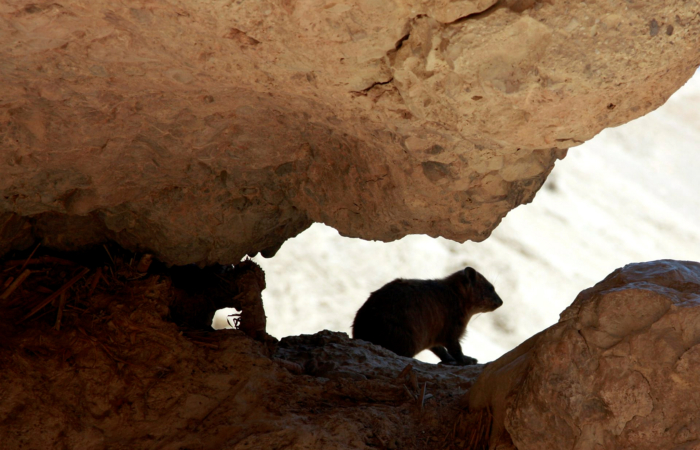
[{"left": 352, "top": 267, "right": 503, "bottom": 365}]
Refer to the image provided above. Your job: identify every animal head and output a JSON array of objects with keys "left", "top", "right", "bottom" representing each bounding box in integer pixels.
[{"left": 463, "top": 267, "right": 503, "bottom": 312}]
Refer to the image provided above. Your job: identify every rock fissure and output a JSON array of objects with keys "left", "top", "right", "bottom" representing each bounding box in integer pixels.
[
  {"left": 351, "top": 77, "right": 396, "bottom": 96},
  {"left": 445, "top": 0, "right": 503, "bottom": 25}
]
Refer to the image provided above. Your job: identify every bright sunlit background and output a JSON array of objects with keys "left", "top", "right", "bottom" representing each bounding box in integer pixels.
[{"left": 216, "top": 69, "right": 700, "bottom": 364}]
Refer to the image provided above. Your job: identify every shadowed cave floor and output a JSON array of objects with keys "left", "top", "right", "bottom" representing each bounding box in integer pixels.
[{"left": 0, "top": 246, "right": 493, "bottom": 450}]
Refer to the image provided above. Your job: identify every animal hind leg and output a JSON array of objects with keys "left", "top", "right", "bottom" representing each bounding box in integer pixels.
[{"left": 430, "top": 346, "right": 457, "bottom": 364}]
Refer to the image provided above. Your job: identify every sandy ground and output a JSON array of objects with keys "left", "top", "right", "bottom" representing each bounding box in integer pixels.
[{"left": 215, "top": 69, "right": 700, "bottom": 364}]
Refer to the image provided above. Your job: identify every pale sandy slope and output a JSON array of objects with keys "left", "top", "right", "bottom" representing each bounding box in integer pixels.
[{"left": 216, "top": 70, "right": 700, "bottom": 364}]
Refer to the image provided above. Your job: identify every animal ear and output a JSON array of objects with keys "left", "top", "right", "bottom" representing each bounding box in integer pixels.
[{"left": 464, "top": 267, "right": 477, "bottom": 283}]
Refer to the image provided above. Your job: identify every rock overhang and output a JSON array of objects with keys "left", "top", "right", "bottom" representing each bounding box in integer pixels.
[{"left": 1, "top": 0, "right": 698, "bottom": 265}]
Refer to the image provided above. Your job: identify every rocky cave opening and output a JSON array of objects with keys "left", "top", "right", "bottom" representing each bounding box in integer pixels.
[
  {"left": 2, "top": 0, "right": 700, "bottom": 448},
  {"left": 0, "top": 244, "right": 498, "bottom": 449}
]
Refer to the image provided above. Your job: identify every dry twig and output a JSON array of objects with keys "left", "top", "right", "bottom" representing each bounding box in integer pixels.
[
  {"left": 103, "top": 245, "right": 115, "bottom": 266},
  {"left": 54, "top": 292, "right": 67, "bottom": 331},
  {"left": 419, "top": 382, "right": 427, "bottom": 410},
  {"left": 87, "top": 268, "right": 103, "bottom": 298},
  {"left": 1, "top": 269, "right": 32, "bottom": 302},
  {"left": 466, "top": 408, "right": 493, "bottom": 450},
  {"left": 19, "top": 243, "right": 41, "bottom": 272},
  {"left": 397, "top": 363, "right": 413, "bottom": 380},
  {"left": 404, "top": 384, "right": 416, "bottom": 400},
  {"left": 19, "top": 267, "right": 90, "bottom": 323}
]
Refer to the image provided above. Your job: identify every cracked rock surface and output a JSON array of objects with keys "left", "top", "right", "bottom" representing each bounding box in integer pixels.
[
  {"left": 470, "top": 260, "right": 700, "bottom": 449},
  {"left": 1, "top": 1, "right": 699, "bottom": 264}
]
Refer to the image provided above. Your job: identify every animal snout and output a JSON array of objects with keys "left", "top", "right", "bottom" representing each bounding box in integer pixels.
[{"left": 493, "top": 296, "right": 503, "bottom": 308}]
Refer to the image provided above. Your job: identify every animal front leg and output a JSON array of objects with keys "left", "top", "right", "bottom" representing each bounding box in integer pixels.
[
  {"left": 430, "top": 346, "right": 457, "bottom": 365},
  {"left": 445, "top": 341, "right": 477, "bottom": 366}
]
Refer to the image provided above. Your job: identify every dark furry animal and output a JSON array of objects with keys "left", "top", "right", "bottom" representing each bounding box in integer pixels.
[{"left": 352, "top": 267, "right": 503, "bottom": 365}]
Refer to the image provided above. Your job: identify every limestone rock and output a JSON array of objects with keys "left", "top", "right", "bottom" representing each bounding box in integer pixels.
[
  {"left": 470, "top": 260, "right": 700, "bottom": 449},
  {"left": 0, "top": 250, "right": 491, "bottom": 449},
  {"left": 1, "top": 1, "right": 699, "bottom": 264}
]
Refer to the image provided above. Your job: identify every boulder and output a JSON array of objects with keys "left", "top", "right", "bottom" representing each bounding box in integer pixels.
[{"left": 471, "top": 260, "right": 700, "bottom": 449}]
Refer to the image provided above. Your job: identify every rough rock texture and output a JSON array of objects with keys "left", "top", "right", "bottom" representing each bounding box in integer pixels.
[
  {"left": 0, "top": 277, "right": 485, "bottom": 448},
  {"left": 4, "top": 251, "right": 700, "bottom": 449},
  {"left": 470, "top": 260, "right": 700, "bottom": 449},
  {"left": 2, "top": 1, "right": 699, "bottom": 264}
]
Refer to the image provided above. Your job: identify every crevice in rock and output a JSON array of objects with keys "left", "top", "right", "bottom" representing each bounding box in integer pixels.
[
  {"left": 351, "top": 77, "right": 395, "bottom": 96},
  {"left": 445, "top": 0, "right": 505, "bottom": 25},
  {"left": 556, "top": 138, "right": 584, "bottom": 144},
  {"left": 394, "top": 32, "right": 410, "bottom": 52},
  {"left": 444, "top": 0, "right": 547, "bottom": 26}
]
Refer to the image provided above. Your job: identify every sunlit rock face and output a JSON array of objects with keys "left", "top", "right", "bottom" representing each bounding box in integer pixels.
[
  {"left": 471, "top": 260, "right": 700, "bottom": 450},
  {"left": 1, "top": 1, "right": 699, "bottom": 264}
]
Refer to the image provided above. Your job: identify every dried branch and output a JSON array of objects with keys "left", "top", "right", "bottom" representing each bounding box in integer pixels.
[
  {"left": 1, "top": 269, "right": 32, "bottom": 302},
  {"left": 19, "top": 268, "right": 90, "bottom": 323},
  {"left": 54, "top": 292, "right": 67, "bottom": 331}
]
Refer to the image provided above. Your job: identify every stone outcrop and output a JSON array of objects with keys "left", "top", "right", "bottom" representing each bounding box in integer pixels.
[
  {"left": 2, "top": 1, "right": 699, "bottom": 265},
  {"left": 2, "top": 245, "right": 700, "bottom": 448},
  {"left": 470, "top": 260, "right": 700, "bottom": 449},
  {"left": 0, "top": 251, "right": 486, "bottom": 449}
]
